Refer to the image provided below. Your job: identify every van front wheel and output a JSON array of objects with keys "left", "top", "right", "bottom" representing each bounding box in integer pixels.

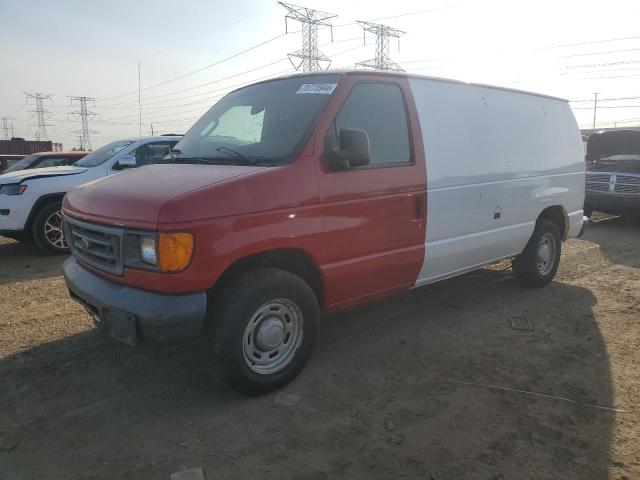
[
  {"left": 212, "top": 268, "right": 320, "bottom": 396},
  {"left": 512, "top": 219, "right": 561, "bottom": 288}
]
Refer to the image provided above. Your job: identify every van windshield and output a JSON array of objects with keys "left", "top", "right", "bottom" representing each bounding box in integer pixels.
[
  {"left": 170, "top": 74, "right": 341, "bottom": 165},
  {"left": 76, "top": 141, "right": 133, "bottom": 167}
]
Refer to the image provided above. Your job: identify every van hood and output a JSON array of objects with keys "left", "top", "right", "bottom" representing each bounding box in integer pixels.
[
  {"left": 0, "top": 165, "right": 88, "bottom": 184},
  {"left": 64, "top": 163, "right": 264, "bottom": 229}
]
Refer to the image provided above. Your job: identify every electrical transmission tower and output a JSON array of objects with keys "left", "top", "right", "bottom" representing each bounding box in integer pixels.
[
  {"left": 24, "top": 92, "right": 54, "bottom": 141},
  {"left": 356, "top": 21, "right": 405, "bottom": 71},
  {"left": 68, "top": 96, "right": 99, "bottom": 151},
  {"left": 279, "top": 2, "right": 336, "bottom": 72},
  {"left": 1, "top": 117, "right": 15, "bottom": 140}
]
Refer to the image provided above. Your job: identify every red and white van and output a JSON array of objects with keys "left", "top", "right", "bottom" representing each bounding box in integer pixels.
[{"left": 62, "top": 71, "right": 586, "bottom": 395}]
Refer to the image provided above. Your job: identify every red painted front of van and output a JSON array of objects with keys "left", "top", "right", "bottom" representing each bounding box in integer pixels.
[{"left": 63, "top": 72, "right": 427, "bottom": 310}]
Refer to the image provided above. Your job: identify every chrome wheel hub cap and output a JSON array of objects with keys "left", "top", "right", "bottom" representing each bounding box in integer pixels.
[
  {"left": 243, "top": 299, "right": 304, "bottom": 375},
  {"left": 536, "top": 232, "right": 556, "bottom": 276},
  {"left": 255, "top": 317, "right": 285, "bottom": 350},
  {"left": 44, "top": 210, "right": 68, "bottom": 249}
]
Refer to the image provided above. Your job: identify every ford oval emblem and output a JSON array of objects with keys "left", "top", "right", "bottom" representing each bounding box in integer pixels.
[{"left": 81, "top": 238, "right": 90, "bottom": 249}]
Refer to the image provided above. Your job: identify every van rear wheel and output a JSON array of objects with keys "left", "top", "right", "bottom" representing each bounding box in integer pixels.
[
  {"left": 512, "top": 219, "right": 561, "bottom": 288},
  {"left": 212, "top": 268, "right": 319, "bottom": 396}
]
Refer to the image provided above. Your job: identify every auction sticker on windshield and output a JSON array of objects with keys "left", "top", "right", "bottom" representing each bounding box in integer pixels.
[{"left": 296, "top": 83, "right": 338, "bottom": 95}]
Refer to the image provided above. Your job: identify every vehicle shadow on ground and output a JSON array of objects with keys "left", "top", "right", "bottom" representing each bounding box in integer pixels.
[
  {"left": 0, "top": 269, "right": 617, "bottom": 480},
  {"left": 584, "top": 214, "right": 640, "bottom": 269},
  {"left": 0, "top": 238, "right": 66, "bottom": 285}
]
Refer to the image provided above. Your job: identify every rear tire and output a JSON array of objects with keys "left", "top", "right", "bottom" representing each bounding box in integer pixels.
[
  {"left": 211, "top": 268, "right": 320, "bottom": 396},
  {"left": 512, "top": 219, "right": 561, "bottom": 288},
  {"left": 32, "top": 202, "right": 69, "bottom": 255}
]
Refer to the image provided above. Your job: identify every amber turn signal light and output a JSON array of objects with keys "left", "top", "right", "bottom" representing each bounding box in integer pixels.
[{"left": 158, "top": 232, "right": 194, "bottom": 272}]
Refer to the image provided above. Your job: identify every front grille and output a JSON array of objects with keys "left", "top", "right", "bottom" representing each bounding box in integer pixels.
[
  {"left": 64, "top": 216, "right": 124, "bottom": 275},
  {"left": 614, "top": 175, "right": 640, "bottom": 194},
  {"left": 586, "top": 173, "right": 611, "bottom": 192}
]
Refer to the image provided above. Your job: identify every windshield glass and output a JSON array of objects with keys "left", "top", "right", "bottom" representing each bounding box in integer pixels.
[
  {"left": 171, "top": 74, "right": 341, "bottom": 165},
  {"left": 4, "top": 154, "right": 38, "bottom": 173},
  {"left": 75, "top": 141, "right": 133, "bottom": 167}
]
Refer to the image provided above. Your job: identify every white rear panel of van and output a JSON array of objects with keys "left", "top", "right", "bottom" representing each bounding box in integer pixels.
[{"left": 408, "top": 78, "right": 585, "bottom": 285}]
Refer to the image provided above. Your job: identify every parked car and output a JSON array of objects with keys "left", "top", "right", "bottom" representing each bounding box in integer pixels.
[
  {"left": 2, "top": 151, "right": 88, "bottom": 174},
  {"left": 0, "top": 135, "right": 181, "bottom": 253},
  {"left": 61, "top": 71, "right": 586, "bottom": 395},
  {"left": 584, "top": 129, "right": 640, "bottom": 217},
  {"left": 0, "top": 154, "right": 26, "bottom": 173}
]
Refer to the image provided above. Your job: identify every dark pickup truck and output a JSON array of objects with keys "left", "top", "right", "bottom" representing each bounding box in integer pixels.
[{"left": 585, "top": 130, "right": 640, "bottom": 216}]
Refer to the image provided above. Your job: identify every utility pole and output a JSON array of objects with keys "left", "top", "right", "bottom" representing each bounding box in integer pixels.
[
  {"left": 356, "top": 21, "right": 405, "bottom": 71},
  {"left": 138, "top": 62, "right": 142, "bottom": 142},
  {"left": 279, "top": 2, "right": 336, "bottom": 72},
  {"left": 68, "top": 96, "right": 98, "bottom": 151},
  {"left": 592, "top": 92, "right": 599, "bottom": 129},
  {"left": 149, "top": 123, "right": 155, "bottom": 136},
  {"left": 24, "top": 92, "right": 54, "bottom": 141},
  {"left": 1, "top": 116, "right": 15, "bottom": 140}
]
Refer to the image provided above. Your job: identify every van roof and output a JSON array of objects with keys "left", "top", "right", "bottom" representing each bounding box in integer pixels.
[{"left": 268, "top": 69, "right": 568, "bottom": 103}]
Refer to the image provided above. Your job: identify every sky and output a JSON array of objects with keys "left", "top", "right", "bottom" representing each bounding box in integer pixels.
[{"left": 1, "top": 0, "right": 639, "bottom": 150}]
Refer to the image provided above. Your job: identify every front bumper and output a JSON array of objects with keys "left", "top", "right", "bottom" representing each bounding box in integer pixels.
[
  {"left": 63, "top": 257, "right": 207, "bottom": 345},
  {"left": 585, "top": 191, "right": 640, "bottom": 214},
  {"left": 0, "top": 189, "right": 37, "bottom": 231}
]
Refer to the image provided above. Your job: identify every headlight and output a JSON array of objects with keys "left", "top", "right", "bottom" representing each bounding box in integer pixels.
[
  {"left": 0, "top": 184, "right": 27, "bottom": 195},
  {"left": 139, "top": 235, "right": 157, "bottom": 265}
]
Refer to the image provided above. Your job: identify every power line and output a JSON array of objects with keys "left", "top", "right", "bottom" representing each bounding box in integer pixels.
[
  {"left": 100, "top": 33, "right": 291, "bottom": 102},
  {"left": 24, "top": 92, "right": 53, "bottom": 141},
  {"left": 562, "top": 47, "right": 640, "bottom": 58},
  {"left": 96, "top": 58, "right": 290, "bottom": 108},
  {"left": 102, "top": 68, "right": 294, "bottom": 123},
  {"left": 537, "top": 35, "right": 640, "bottom": 50},
  {"left": 573, "top": 105, "right": 640, "bottom": 109},
  {"left": 355, "top": 21, "right": 405, "bottom": 71},
  {"left": 570, "top": 95, "right": 640, "bottom": 103},
  {"left": 561, "top": 60, "right": 640, "bottom": 70},
  {"left": 582, "top": 73, "right": 640, "bottom": 81},
  {"left": 101, "top": 41, "right": 364, "bottom": 125},
  {"left": 279, "top": 2, "right": 337, "bottom": 72},
  {"left": 561, "top": 65, "right": 640, "bottom": 76}
]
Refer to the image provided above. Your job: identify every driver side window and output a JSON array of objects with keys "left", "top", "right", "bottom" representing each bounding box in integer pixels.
[{"left": 327, "top": 83, "right": 412, "bottom": 166}]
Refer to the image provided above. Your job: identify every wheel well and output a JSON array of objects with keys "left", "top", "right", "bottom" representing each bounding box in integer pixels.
[
  {"left": 25, "top": 193, "right": 66, "bottom": 234},
  {"left": 537, "top": 205, "right": 568, "bottom": 240},
  {"left": 213, "top": 248, "right": 325, "bottom": 308}
]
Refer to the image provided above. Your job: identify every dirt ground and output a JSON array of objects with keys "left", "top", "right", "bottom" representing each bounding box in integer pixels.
[{"left": 1, "top": 214, "right": 639, "bottom": 480}]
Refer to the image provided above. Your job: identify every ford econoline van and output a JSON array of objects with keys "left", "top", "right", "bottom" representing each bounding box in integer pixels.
[{"left": 61, "top": 71, "right": 586, "bottom": 395}]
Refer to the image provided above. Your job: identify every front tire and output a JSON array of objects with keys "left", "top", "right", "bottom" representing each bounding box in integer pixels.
[
  {"left": 212, "top": 268, "right": 320, "bottom": 396},
  {"left": 512, "top": 219, "right": 561, "bottom": 288},
  {"left": 32, "top": 202, "right": 69, "bottom": 255}
]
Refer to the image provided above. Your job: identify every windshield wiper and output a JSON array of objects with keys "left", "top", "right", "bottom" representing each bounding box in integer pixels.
[{"left": 215, "top": 146, "right": 256, "bottom": 165}]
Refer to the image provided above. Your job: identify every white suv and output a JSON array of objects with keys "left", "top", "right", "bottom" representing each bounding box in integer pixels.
[{"left": 0, "top": 136, "right": 181, "bottom": 254}]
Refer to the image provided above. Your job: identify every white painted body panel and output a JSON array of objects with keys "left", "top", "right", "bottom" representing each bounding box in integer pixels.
[{"left": 407, "top": 78, "right": 585, "bottom": 285}]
